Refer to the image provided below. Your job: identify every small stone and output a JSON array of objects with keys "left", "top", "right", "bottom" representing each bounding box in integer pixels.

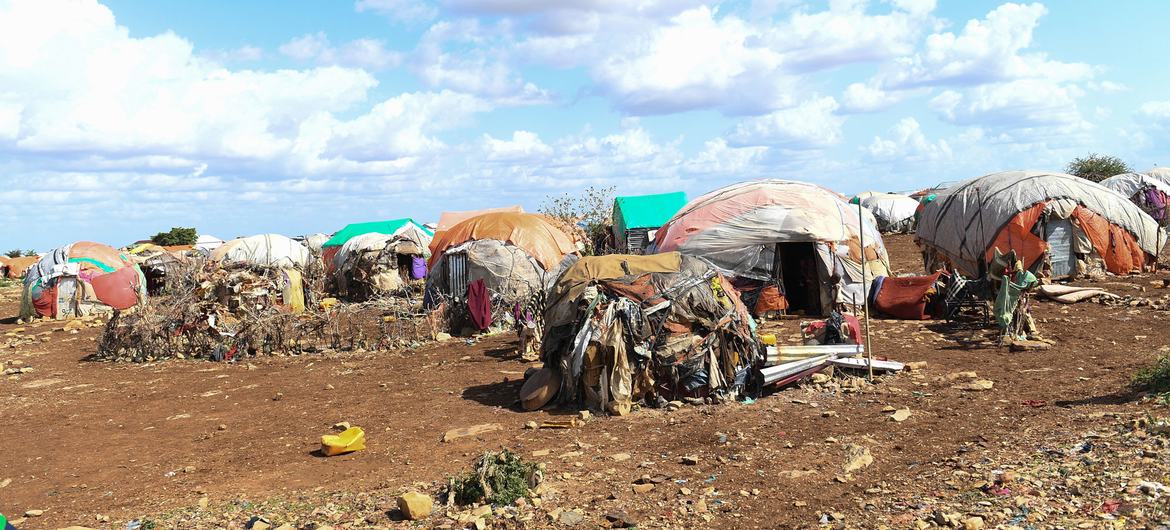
[
  {"left": 905, "top": 361, "right": 928, "bottom": 371},
  {"left": 217, "top": 424, "right": 227, "bottom": 431},
  {"left": 578, "top": 410, "right": 593, "bottom": 421},
  {"left": 183, "top": 465, "right": 196, "bottom": 473},
  {"left": 198, "top": 496, "right": 209, "bottom": 509},
  {"left": 25, "top": 509, "right": 44, "bottom": 517},
  {"left": 333, "top": 421, "right": 351, "bottom": 431},
  {"left": 890, "top": 408, "right": 912, "bottom": 422},
  {"left": 250, "top": 520, "right": 272, "bottom": 530},
  {"left": 324, "top": 383, "right": 335, "bottom": 390},
  {"left": 524, "top": 421, "right": 538, "bottom": 429},
  {"left": 680, "top": 455, "right": 700, "bottom": 465},
  {"left": 842, "top": 444, "right": 873, "bottom": 473},
  {"left": 272, "top": 393, "right": 283, "bottom": 401},
  {"left": 632, "top": 483, "right": 655, "bottom": 494},
  {"left": 610, "top": 452, "right": 631, "bottom": 462},
  {"left": 679, "top": 487, "right": 692, "bottom": 495},
  {"left": 397, "top": 491, "right": 433, "bottom": 520},
  {"left": 603, "top": 510, "right": 637, "bottom": 528},
  {"left": 558, "top": 509, "right": 584, "bottom": 526},
  {"left": 962, "top": 516, "right": 985, "bottom": 530}
]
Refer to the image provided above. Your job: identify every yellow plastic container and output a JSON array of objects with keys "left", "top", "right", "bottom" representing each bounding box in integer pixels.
[
  {"left": 760, "top": 333, "right": 777, "bottom": 346},
  {"left": 321, "top": 426, "right": 366, "bottom": 456}
]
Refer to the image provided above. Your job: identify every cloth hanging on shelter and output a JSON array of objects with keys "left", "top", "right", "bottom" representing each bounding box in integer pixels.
[
  {"left": 994, "top": 268, "right": 1038, "bottom": 329},
  {"left": 467, "top": 278, "right": 493, "bottom": 330},
  {"left": 410, "top": 256, "right": 427, "bottom": 279},
  {"left": 873, "top": 272, "right": 942, "bottom": 320}
]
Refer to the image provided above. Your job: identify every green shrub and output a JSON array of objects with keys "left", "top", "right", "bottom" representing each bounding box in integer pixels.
[
  {"left": 1133, "top": 356, "right": 1170, "bottom": 394},
  {"left": 450, "top": 450, "right": 540, "bottom": 506}
]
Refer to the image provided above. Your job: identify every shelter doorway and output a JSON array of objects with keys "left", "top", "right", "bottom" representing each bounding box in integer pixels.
[
  {"left": 774, "top": 242, "right": 822, "bottom": 316},
  {"left": 1044, "top": 218, "right": 1076, "bottom": 278}
]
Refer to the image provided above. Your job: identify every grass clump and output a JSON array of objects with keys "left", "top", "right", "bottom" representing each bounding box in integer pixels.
[
  {"left": 1133, "top": 356, "right": 1170, "bottom": 394},
  {"left": 449, "top": 450, "right": 541, "bottom": 506}
]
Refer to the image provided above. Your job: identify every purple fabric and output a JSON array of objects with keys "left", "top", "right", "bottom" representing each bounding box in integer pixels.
[
  {"left": 467, "top": 278, "right": 493, "bottom": 330},
  {"left": 410, "top": 256, "right": 427, "bottom": 279},
  {"left": 1144, "top": 188, "right": 1168, "bottom": 222}
]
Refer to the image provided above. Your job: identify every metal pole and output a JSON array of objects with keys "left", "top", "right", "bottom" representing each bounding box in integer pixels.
[{"left": 858, "top": 201, "right": 874, "bottom": 382}]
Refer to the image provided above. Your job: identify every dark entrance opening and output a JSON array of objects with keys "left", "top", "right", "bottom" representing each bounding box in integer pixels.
[{"left": 775, "top": 242, "right": 822, "bottom": 316}]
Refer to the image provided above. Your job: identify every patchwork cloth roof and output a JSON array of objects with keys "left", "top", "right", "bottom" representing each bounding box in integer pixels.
[
  {"left": 428, "top": 212, "right": 577, "bottom": 270},
  {"left": 654, "top": 179, "right": 888, "bottom": 280},
  {"left": 916, "top": 170, "right": 1163, "bottom": 274},
  {"left": 211, "top": 234, "right": 310, "bottom": 268},
  {"left": 323, "top": 218, "right": 433, "bottom": 248}
]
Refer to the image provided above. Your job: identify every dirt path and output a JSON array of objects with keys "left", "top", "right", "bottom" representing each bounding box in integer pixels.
[{"left": 2, "top": 235, "right": 1169, "bottom": 528}]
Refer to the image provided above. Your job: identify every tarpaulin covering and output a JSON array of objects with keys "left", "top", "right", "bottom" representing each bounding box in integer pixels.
[
  {"left": 983, "top": 202, "right": 1048, "bottom": 271},
  {"left": 874, "top": 272, "right": 941, "bottom": 320},
  {"left": 612, "top": 192, "right": 687, "bottom": 246},
  {"left": 545, "top": 252, "right": 684, "bottom": 328},
  {"left": 917, "top": 171, "right": 1164, "bottom": 276},
  {"left": 856, "top": 192, "right": 920, "bottom": 233},
  {"left": 468, "top": 278, "right": 492, "bottom": 330},
  {"left": 211, "top": 234, "right": 311, "bottom": 268},
  {"left": 428, "top": 212, "right": 577, "bottom": 270},
  {"left": 332, "top": 232, "right": 422, "bottom": 299},
  {"left": 322, "top": 218, "right": 433, "bottom": 249},
  {"left": 653, "top": 179, "right": 890, "bottom": 307},
  {"left": 435, "top": 206, "right": 524, "bottom": 233},
  {"left": 90, "top": 266, "right": 142, "bottom": 310},
  {"left": 411, "top": 256, "right": 427, "bottom": 279},
  {"left": 1101, "top": 173, "right": 1170, "bottom": 223},
  {"left": 195, "top": 234, "right": 225, "bottom": 253},
  {"left": 4, "top": 255, "right": 38, "bottom": 278},
  {"left": 20, "top": 241, "right": 146, "bottom": 319}
]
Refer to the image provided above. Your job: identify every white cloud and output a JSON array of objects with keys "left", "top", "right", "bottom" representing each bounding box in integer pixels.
[
  {"left": 865, "top": 117, "right": 952, "bottom": 161},
  {"left": 841, "top": 82, "right": 901, "bottom": 113},
  {"left": 930, "top": 79, "right": 1088, "bottom": 132},
  {"left": 279, "top": 32, "right": 403, "bottom": 70},
  {"left": 728, "top": 96, "right": 844, "bottom": 149},
  {"left": 1139, "top": 101, "right": 1170, "bottom": 122},
  {"left": 482, "top": 130, "right": 553, "bottom": 161},
  {"left": 411, "top": 19, "right": 552, "bottom": 104},
  {"left": 354, "top": 0, "right": 438, "bottom": 23},
  {"left": 203, "top": 45, "right": 263, "bottom": 62},
  {"left": 879, "top": 3, "right": 1091, "bottom": 89}
]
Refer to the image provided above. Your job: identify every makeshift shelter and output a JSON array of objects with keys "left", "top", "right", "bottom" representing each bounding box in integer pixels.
[
  {"left": 529, "top": 253, "right": 759, "bottom": 414},
  {"left": 916, "top": 171, "right": 1164, "bottom": 279},
  {"left": 331, "top": 233, "right": 429, "bottom": 300},
  {"left": 653, "top": 180, "right": 890, "bottom": 317},
  {"left": 19, "top": 242, "right": 146, "bottom": 320},
  {"left": 211, "top": 234, "right": 311, "bottom": 269},
  {"left": 4, "top": 255, "right": 38, "bottom": 279},
  {"left": 195, "top": 234, "right": 225, "bottom": 254},
  {"left": 127, "top": 243, "right": 194, "bottom": 295},
  {"left": 435, "top": 206, "right": 524, "bottom": 237},
  {"left": 851, "top": 192, "right": 919, "bottom": 233},
  {"left": 1101, "top": 173, "right": 1170, "bottom": 225},
  {"left": 425, "top": 212, "right": 578, "bottom": 330},
  {"left": 1148, "top": 167, "right": 1170, "bottom": 183},
  {"left": 300, "top": 233, "right": 331, "bottom": 253},
  {"left": 611, "top": 191, "right": 687, "bottom": 253},
  {"left": 321, "top": 218, "right": 433, "bottom": 278}
]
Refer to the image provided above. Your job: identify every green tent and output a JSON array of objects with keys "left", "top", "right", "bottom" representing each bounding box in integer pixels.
[
  {"left": 322, "top": 218, "right": 434, "bottom": 248},
  {"left": 612, "top": 191, "right": 687, "bottom": 252}
]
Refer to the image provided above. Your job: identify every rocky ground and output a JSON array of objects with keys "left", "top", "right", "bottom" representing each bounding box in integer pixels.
[{"left": 3, "top": 234, "right": 1170, "bottom": 529}]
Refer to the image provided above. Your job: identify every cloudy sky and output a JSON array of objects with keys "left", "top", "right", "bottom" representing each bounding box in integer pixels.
[{"left": 1, "top": 0, "right": 1167, "bottom": 249}]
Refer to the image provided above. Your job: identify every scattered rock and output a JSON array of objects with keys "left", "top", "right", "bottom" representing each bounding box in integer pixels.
[
  {"left": 25, "top": 509, "right": 44, "bottom": 517},
  {"left": 397, "top": 491, "right": 433, "bottom": 520},
  {"left": 632, "top": 483, "right": 655, "bottom": 494},
  {"left": 956, "top": 379, "right": 994, "bottom": 391},
  {"left": 217, "top": 424, "right": 227, "bottom": 431},
  {"left": 842, "top": 444, "right": 873, "bottom": 473},
  {"left": 558, "top": 509, "right": 584, "bottom": 526},
  {"left": 905, "top": 361, "right": 928, "bottom": 371},
  {"left": 333, "top": 421, "right": 351, "bottom": 431},
  {"left": 890, "top": 408, "right": 912, "bottom": 422},
  {"left": 962, "top": 516, "right": 985, "bottom": 530},
  {"left": 441, "top": 423, "right": 503, "bottom": 442},
  {"left": 680, "top": 455, "right": 700, "bottom": 465},
  {"left": 610, "top": 452, "right": 631, "bottom": 462},
  {"left": 524, "top": 421, "right": 538, "bottom": 430},
  {"left": 604, "top": 510, "right": 637, "bottom": 528}
]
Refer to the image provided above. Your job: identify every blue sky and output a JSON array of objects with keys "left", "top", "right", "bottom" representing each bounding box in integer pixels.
[{"left": 2, "top": 0, "right": 1169, "bottom": 250}]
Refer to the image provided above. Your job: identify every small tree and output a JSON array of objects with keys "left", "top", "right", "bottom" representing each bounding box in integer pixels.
[
  {"left": 1065, "top": 153, "right": 1131, "bottom": 183},
  {"left": 150, "top": 227, "right": 197, "bottom": 246},
  {"left": 22, "top": 249, "right": 36, "bottom": 257},
  {"left": 539, "top": 186, "right": 616, "bottom": 255},
  {"left": 4, "top": 249, "right": 21, "bottom": 258}
]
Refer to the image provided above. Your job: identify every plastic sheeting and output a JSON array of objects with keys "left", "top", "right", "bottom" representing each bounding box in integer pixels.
[
  {"left": 211, "top": 234, "right": 311, "bottom": 268},
  {"left": 653, "top": 180, "right": 890, "bottom": 307},
  {"left": 428, "top": 212, "right": 577, "bottom": 271},
  {"left": 435, "top": 206, "right": 524, "bottom": 233},
  {"left": 1101, "top": 172, "right": 1170, "bottom": 200},
  {"left": 917, "top": 171, "right": 1164, "bottom": 276},
  {"left": 857, "top": 193, "right": 919, "bottom": 233},
  {"left": 20, "top": 241, "right": 145, "bottom": 319},
  {"left": 428, "top": 239, "right": 546, "bottom": 303}
]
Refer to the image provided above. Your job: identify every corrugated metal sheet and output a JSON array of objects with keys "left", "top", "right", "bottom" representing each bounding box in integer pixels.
[
  {"left": 1046, "top": 218, "right": 1076, "bottom": 278},
  {"left": 446, "top": 252, "right": 469, "bottom": 299},
  {"left": 625, "top": 228, "right": 649, "bottom": 254}
]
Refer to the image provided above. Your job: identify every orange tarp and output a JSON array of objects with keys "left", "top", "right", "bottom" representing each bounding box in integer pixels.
[
  {"left": 436, "top": 206, "right": 524, "bottom": 233},
  {"left": 984, "top": 202, "right": 1048, "bottom": 270},
  {"left": 1072, "top": 206, "right": 1147, "bottom": 274},
  {"left": 5, "top": 256, "right": 39, "bottom": 278},
  {"left": 428, "top": 212, "right": 577, "bottom": 270}
]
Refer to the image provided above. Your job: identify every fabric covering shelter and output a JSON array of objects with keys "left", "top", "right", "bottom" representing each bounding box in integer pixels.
[
  {"left": 537, "top": 252, "right": 759, "bottom": 414},
  {"left": 300, "top": 233, "right": 330, "bottom": 252},
  {"left": 4, "top": 255, "right": 38, "bottom": 278},
  {"left": 611, "top": 192, "right": 687, "bottom": 253},
  {"left": 852, "top": 192, "right": 920, "bottom": 233},
  {"left": 435, "top": 206, "right": 523, "bottom": 235},
  {"left": 332, "top": 232, "right": 428, "bottom": 299},
  {"left": 654, "top": 179, "right": 890, "bottom": 315},
  {"left": 211, "top": 234, "right": 311, "bottom": 269},
  {"left": 19, "top": 241, "right": 146, "bottom": 320},
  {"left": 425, "top": 212, "right": 578, "bottom": 327},
  {"left": 1102, "top": 173, "right": 1170, "bottom": 224},
  {"left": 916, "top": 170, "right": 1164, "bottom": 278},
  {"left": 321, "top": 218, "right": 433, "bottom": 275},
  {"left": 195, "top": 234, "right": 225, "bottom": 253}
]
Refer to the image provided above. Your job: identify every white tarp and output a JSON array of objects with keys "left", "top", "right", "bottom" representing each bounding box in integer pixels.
[
  {"left": 301, "top": 233, "right": 330, "bottom": 252},
  {"left": 212, "top": 234, "right": 310, "bottom": 268},
  {"left": 1146, "top": 167, "right": 1170, "bottom": 184},
  {"left": 195, "top": 234, "right": 225, "bottom": 253},
  {"left": 916, "top": 170, "right": 1164, "bottom": 275},
  {"left": 1101, "top": 172, "right": 1170, "bottom": 199},
  {"left": 857, "top": 192, "right": 919, "bottom": 233}
]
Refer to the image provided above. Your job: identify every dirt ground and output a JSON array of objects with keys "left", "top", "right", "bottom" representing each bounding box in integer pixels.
[{"left": 4, "top": 234, "right": 1170, "bottom": 529}]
